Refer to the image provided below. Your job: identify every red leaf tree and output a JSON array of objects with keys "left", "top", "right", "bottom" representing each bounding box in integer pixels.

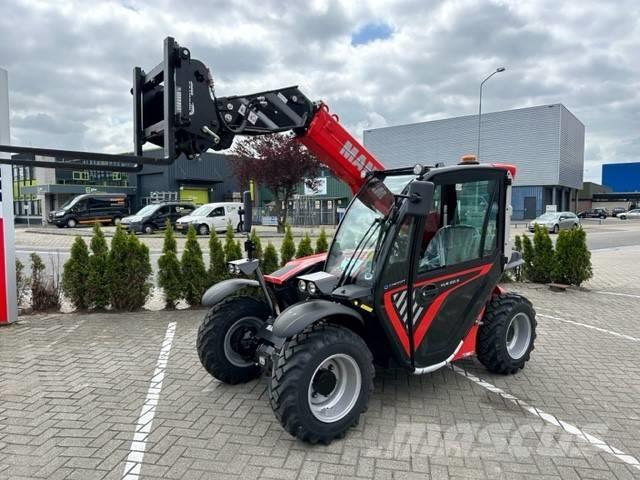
[{"left": 233, "top": 134, "right": 321, "bottom": 233}]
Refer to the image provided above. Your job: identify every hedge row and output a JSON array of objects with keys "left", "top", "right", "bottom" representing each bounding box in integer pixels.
[
  {"left": 513, "top": 225, "right": 592, "bottom": 286},
  {"left": 56, "top": 223, "right": 331, "bottom": 312}
]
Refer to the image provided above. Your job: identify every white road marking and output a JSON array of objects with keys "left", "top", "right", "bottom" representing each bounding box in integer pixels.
[
  {"left": 452, "top": 365, "right": 640, "bottom": 471},
  {"left": 122, "top": 322, "right": 177, "bottom": 480},
  {"left": 538, "top": 313, "right": 640, "bottom": 343},
  {"left": 594, "top": 291, "right": 640, "bottom": 300}
]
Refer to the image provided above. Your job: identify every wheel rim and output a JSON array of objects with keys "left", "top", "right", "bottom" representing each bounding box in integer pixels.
[
  {"left": 114, "top": 217, "right": 121, "bottom": 225},
  {"left": 223, "top": 317, "right": 262, "bottom": 367},
  {"left": 68, "top": 219, "right": 76, "bottom": 227},
  {"left": 145, "top": 226, "right": 153, "bottom": 234},
  {"left": 199, "top": 225, "right": 208, "bottom": 235},
  {"left": 308, "top": 353, "right": 362, "bottom": 423},
  {"left": 506, "top": 312, "right": 532, "bottom": 360}
]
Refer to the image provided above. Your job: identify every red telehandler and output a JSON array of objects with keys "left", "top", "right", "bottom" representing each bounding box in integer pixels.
[{"left": 0, "top": 37, "right": 535, "bottom": 444}]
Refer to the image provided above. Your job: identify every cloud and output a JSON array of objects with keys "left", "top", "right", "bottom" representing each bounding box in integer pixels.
[{"left": 0, "top": 0, "right": 638, "bottom": 183}]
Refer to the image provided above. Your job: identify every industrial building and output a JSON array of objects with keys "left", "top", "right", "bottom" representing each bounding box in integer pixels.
[
  {"left": 14, "top": 150, "right": 241, "bottom": 224},
  {"left": 364, "top": 104, "right": 585, "bottom": 220}
]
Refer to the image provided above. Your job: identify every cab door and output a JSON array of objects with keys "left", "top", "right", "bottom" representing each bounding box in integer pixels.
[{"left": 376, "top": 169, "right": 505, "bottom": 369}]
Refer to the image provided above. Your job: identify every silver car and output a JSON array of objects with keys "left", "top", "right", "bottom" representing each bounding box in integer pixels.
[
  {"left": 528, "top": 211, "right": 579, "bottom": 234},
  {"left": 618, "top": 209, "right": 640, "bottom": 220}
]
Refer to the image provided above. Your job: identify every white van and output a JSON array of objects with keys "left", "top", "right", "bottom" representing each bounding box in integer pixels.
[{"left": 175, "top": 202, "right": 243, "bottom": 235}]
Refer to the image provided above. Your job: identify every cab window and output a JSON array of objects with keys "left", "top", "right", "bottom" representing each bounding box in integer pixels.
[
  {"left": 209, "top": 207, "right": 225, "bottom": 217},
  {"left": 419, "top": 178, "right": 499, "bottom": 272}
]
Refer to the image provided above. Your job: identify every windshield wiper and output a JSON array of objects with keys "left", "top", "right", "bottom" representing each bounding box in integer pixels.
[{"left": 337, "top": 217, "right": 383, "bottom": 288}]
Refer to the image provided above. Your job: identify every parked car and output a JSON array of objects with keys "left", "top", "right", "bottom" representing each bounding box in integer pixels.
[
  {"left": 175, "top": 202, "right": 243, "bottom": 235},
  {"left": 611, "top": 207, "right": 627, "bottom": 217},
  {"left": 528, "top": 211, "right": 579, "bottom": 233},
  {"left": 577, "top": 208, "right": 608, "bottom": 219},
  {"left": 618, "top": 209, "right": 640, "bottom": 220},
  {"left": 121, "top": 202, "right": 195, "bottom": 234},
  {"left": 48, "top": 193, "right": 130, "bottom": 228}
]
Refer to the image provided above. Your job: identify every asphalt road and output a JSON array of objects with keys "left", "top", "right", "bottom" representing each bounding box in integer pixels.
[{"left": 13, "top": 219, "right": 640, "bottom": 273}]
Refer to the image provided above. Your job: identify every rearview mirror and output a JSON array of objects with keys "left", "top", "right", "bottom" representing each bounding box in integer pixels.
[
  {"left": 405, "top": 180, "right": 435, "bottom": 217},
  {"left": 242, "top": 190, "right": 253, "bottom": 233}
]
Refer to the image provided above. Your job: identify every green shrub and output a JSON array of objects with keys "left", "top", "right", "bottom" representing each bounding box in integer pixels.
[
  {"left": 224, "top": 223, "right": 242, "bottom": 262},
  {"left": 553, "top": 227, "right": 592, "bottom": 286},
  {"left": 208, "top": 229, "right": 226, "bottom": 284},
  {"left": 181, "top": 225, "right": 207, "bottom": 306},
  {"left": 15, "top": 259, "right": 29, "bottom": 306},
  {"left": 30, "top": 252, "right": 60, "bottom": 311},
  {"left": 62, "top": 236, "right": 90, "bottom": 310},
  {"left": 249, "top": 228, "right": 263, "bottom": 263},
  {"left": 521, "top": 234, "right": 534, "bottom": 280},
  {"left": 108, "top": 226, "right": 152, "bottom": 311},
  {"left": 280, "top": 225, "right": 296, "bottom": 266},
  {"left": 158, "top": 222, "right": 183, "bottom": 308},
  {"left": 315, "top": 227, "right": 329, "bottom": 254},
  {"left": 530, "top": 225, "right": 554, "bottom": 283},
  {"left": 87, "top": 224, "right": 110, "bottom": 310},
  {"left": 262, "top": 242, "right": 279, "bottom": 274},
  {"left": 514, "top": 234, "right": 523, "bottom": 252},
  {"left": 296, "top": 233, "right": 314, "bottom": 258},
  {"left": 126, "top": 235, "right": 153, "bottom": 310}
]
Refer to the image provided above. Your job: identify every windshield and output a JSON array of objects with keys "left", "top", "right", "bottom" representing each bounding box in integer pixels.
[
  {"left": 190, "top": 205, "right": 212, "bottom": 217},
  {"left": 61, "top": 196, "right": 79, "bottom": 210},
  {"left": 326, "top": 174, "right": 414, "bottom": 286},
  {"left": 135, "top": 205, "right": 159, "bottom": 217},
  {"left": 536, "top": 213, "right": 558, "bottom": 221}
]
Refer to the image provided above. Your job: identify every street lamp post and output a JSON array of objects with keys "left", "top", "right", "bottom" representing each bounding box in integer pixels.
[{"left": 477, "top": 67, "right": 505, "bottom": 161}]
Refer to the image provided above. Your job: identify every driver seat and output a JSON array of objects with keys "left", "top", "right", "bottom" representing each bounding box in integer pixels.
[{"left": 425, "top": 225, "right": 481, "bottom": 267}]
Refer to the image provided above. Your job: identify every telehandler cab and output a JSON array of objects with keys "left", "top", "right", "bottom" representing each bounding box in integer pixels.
[{"left": 0, "top": 37, "right": 535, "bottom": 444}]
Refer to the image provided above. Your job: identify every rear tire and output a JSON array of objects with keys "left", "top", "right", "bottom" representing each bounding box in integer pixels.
[
  {"left": 196, "top": 296, "right": 269, "bottom": 384},
  {"left": 113, "top": 216, "right": 122, "bottom": 225},
  {"left": 477, "top": 293, "right": 536, "bottom": 374},
  {"left": 269, "top": 324, "right": 374, "bottom": 444}
]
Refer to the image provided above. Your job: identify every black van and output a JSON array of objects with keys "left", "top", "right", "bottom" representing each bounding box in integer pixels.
[
  {"left": 121, "top": 202, "right": 195, "bottom": 234},
  {"left": 48, "top": 193, "right": 130, "bottom": 228}
]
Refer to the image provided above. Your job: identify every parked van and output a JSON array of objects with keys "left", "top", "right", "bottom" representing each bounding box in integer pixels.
[
  {"left": 122, "top": 202, "right": 195, "bottom": 234},
  {"left": 175, "top": 202, "right": 243, "bottom": 235},
  {"left": 48, "top": 193, "right": 130, "bottom": 228}
]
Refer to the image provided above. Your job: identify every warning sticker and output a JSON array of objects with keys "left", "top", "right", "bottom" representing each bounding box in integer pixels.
[
  {"left": 238, "top": 104, "right": 247, "bottom": 116},
  {"left": 277, "top": 92, "right": 288, "bottom": 104},
  {"left": 248, "top": 111, "right": 258, "bottom": 125}
]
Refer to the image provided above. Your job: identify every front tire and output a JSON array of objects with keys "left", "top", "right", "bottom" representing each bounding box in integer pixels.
[
  {"left": 196, "top": 296, "right": 269, "bottom": 384},
  {"left": 66, "top": 218, "right": 77, "bottom": 228},
  {"left": 269, "top": 324, "right": 374, "bottom": 444},
  {"left": 476, "top": 293, "right": 536, "bottom": 374},
  {"left": 552, "top": 224, "right": 559, "bottom": 234},
  {"left": 143, "top": 223, "right": 154, "bottom": 234},
  {"left": 198, "top": 224, "right": 210, "bottom": 236}
]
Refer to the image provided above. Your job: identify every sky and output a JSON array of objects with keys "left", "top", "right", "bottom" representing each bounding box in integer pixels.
[{"left": 0, "top": 0, "right": 638, "bottom": 183}]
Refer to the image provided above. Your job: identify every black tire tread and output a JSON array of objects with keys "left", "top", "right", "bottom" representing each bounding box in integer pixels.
[
  {"left": 196, "top": 296, "right": 268, "bottom": 384},
  {"left": 269, "top": 323, "right": 374, "bottom": 444},
  {"left": 476, "top": 293, "right": 537, "bottom": 375}
]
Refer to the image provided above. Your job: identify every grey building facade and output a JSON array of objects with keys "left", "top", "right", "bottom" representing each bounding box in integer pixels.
[{"left": 364, "top": 104, "right": 585, "bottom": 220}]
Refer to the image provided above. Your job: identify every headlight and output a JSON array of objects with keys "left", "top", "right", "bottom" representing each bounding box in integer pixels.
[
  {"left": 228, "top": 263, "right": 237, "bottom": 275},
  {"left": 298, "top": 280, "right": 307, "bottom": 292},
  {"left": 55, "top": 211, "right": 65, "bottom": 217},
  {"left": 307, "top": 282, "right": 317, "bottom": 295}
]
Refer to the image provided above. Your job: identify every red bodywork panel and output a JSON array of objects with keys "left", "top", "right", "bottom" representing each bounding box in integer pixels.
[
  {"left": 297, "top": 104, "right": 385, "bottom": 193},
  {"left": 264, "top": 253, "right": 327, "bottom": 285}
]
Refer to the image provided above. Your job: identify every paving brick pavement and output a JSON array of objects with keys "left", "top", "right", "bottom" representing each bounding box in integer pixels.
[{"left": 1, "top": 246, "right": 640, "bottom": 479}]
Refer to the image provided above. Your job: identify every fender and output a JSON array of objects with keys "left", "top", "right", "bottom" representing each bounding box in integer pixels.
[
  {"left": 272, "top": 299, "right": 363, "bottom": 339},
  {"left": 201, "top": 278, "right": 259, "bottom": 306}
]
